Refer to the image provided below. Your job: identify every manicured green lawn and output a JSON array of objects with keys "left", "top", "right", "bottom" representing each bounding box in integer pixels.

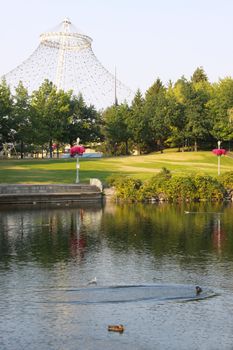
[{"left": 0, "top": 150, "right": 233, "bottom": 184}]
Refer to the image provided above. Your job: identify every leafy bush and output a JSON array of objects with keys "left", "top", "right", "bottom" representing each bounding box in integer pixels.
[
  {"left": 193, "top": 174, "right": 225, "bottom": 200},
  {"left": 140, "top": 178, "right": 166, "bottom": 201},
  {"left": 139, "top": 168, "right": 171, "bottom": 201},
  {"left": 109, "top": 172, "right": 226, "bottom": 202},
  {"left": 219, "top": 171, "right": 233, "bottom": 190},
  {"left": 165, "top": 176, "right": 197, "bottom": 201},
  {"left": 106, "top": 174, "right": 127, "bottom": 187},
  {"left": 114, "top": 176, "right": 142, "bottom": 202}
]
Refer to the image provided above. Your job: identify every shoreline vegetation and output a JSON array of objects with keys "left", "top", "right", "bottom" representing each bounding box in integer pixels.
[{"left": 107, "top": 168, "right": 233, "bottom": 203}]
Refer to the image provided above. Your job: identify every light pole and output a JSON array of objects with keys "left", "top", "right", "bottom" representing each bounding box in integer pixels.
[
  {"left": 212, "top": 141, "right": 226, "bottom": 176},
  {"left": 70, "top": 138, "right": 85, "bottom": 184},
  {"left": 76, "top": 138, "right": 80, "bottom": 184},
  {"left": 76, "top": 155, "right": 80, "bottom": 183}
]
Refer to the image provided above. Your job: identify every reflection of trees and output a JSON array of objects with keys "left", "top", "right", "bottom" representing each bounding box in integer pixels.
[
  {"left": 0, "top": 230, "right": 12, "bottom": 265},
  {"left": 100, "top": 202, "right": 233, "bottom": 262},
  {"left": 0, "top": 207, "right": 103, "bottom": 266},
  {"left": 1, "top": 202, "right": 233, "bottom": 268}
]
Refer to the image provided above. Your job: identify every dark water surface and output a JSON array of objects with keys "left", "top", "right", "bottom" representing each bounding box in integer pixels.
[{"left": 1, "top": 201, "right": 233, "bottom": 349}]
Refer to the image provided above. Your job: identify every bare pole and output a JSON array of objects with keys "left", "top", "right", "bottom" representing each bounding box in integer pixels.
[{"left": 76, "top": 137, "right": 80, "bottom": 184}]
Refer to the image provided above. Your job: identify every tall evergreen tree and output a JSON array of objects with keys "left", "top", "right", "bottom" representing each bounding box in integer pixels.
[
  {"left": 128, "top": 89, "right": 149, "bottom": 154},
  {"left": 144, "top": 79, "right": 170, "bottom": 152},
  {"left": 185, "top": 82, "right": 212, "bottom": 151},
  {"left": 12, "top": 81, "right": 32, "bottom": 158},
  {"left": 191, "top": 67, "right": 208, "bottom": 83}
]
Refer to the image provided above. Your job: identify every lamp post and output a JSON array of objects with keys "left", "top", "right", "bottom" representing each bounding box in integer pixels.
[
  {"left": 212, "top": 141, "right": 226, "bottom": 176},
  {"left": 70, "top": 138, "right": 85, "bottom": 183},
  {"left": 76, "top": 138, "right": 80, "bottom": 184},
  {"left": 76, "top": 156, "right": 80, "bottom": 183}
]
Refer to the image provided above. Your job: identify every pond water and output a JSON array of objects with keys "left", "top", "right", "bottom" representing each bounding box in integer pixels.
[{"left": 1, "top": 201, "right": 233, "bottom": 349}]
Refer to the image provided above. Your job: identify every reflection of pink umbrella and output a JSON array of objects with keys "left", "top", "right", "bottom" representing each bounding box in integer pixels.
[
  {"left": 212, "top": 149, "right": 227, "bottom": 156},
  {"left": 70, "top": 145, "right": 85, "bottom": 157}
]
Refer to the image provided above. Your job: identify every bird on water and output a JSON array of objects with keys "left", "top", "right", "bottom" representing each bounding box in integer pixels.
[
  {"left": 108, "top": 325, "right": 124, "bottom": 333},
  {"left": 88, "top": 277, "right": 97, "bottom": 285},
  {"left": 196, "top": 286, "right": 202, "bottom": 295}
]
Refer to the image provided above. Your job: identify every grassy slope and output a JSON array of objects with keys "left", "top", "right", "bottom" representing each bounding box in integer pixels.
[{"left": 0, "top": 150, "right": 233, "bottom": 184}]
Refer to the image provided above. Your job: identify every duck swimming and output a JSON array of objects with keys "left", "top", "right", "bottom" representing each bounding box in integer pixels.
[
  {"left": 196, "top": 286, "right": 202, "bottom": 295},
  {"left": 108, "top": 325, "right": 124, "bottom": 333}
]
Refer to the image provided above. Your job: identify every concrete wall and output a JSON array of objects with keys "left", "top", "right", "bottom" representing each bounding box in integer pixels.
[{"left": 0, "top": 184, "right": 103, "bottom": 204}]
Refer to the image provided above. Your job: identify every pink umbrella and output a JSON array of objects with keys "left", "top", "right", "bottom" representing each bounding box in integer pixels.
[
  {"left": 212, "top": 149, "right": 227, "bottom": 156},
  {"left": 212, "top": 148, "right": 226, "bottom": 175},
  {"left": 70, "top": 145, "right": 85, "bottom": 183},
  {"left": 70, "top": 145, "right": 85, "bottom": 157}
]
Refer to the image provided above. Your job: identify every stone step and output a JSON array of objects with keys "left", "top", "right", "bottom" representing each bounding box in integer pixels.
[
  {"left": 0, "top": 192, "right": 102, "bottom": 204},
  {"left": 0, "top": 184, "right": 100, "bottom": 194},
  {"left": 0, "top": 179, "right": 103, "bottom": 204}
]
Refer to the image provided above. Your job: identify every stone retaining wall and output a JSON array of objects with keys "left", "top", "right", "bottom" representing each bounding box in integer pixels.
[{"left": 0, "top": 183, "right": 103, "bottom": 204}]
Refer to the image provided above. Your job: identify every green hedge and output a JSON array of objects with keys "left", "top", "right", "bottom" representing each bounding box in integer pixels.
[
  {"left": 108, "top": 169, "right": 227, "bottom": 202},
  {"left": 219, "top": 171, "right": 233, "bottom": 190}
]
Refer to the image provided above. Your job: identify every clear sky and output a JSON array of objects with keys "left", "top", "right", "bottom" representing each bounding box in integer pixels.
[{"left": 1, "top": 0, "right": 233, "bottom": 94}]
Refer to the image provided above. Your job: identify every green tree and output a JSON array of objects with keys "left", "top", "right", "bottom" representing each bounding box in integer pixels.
[
  {"left": 171, "top": 76, "right": 211, "bottom": 151},
  {"left": 128, "top": 89, "right": 149, "bottom": 154},
  {"left": 102, "top": 103, "right": 131, "bottom": 155},
  {"left": 185, "top": 81, "right": 212, "bottom": 151},
  {"left": 65, "top": 94, "right": 102, "bottom": 147},
  {"left": 165, "top": 85, "right": 186, "bottom": 151},
  {"left": 12, "top": 81, "right": 32, "bottom": 158},
  {"left": 31, "top": 80, "right": 72, "bottom": 158},
  {"left": 207, "top": 77, "right": 233, "bottom": 142},
  {"left": 0, "top": 79, "right": 13, "bottom": 146},
  {"left": 168, "top": 77, "right": 190, "bottom": 150},
  {"left": 191, "top": 67, "right": 208, "bottom": 83},
  {"left": 144, "top": 78, "right": 171, "bottom": 152}
]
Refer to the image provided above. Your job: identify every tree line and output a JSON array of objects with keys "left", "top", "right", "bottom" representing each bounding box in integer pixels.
[
  {"left": 1, "top": 67, "right": 233, "bottom": 158},
  {"left": 0, "top": 79, "right": 102, "bottom": 158}
]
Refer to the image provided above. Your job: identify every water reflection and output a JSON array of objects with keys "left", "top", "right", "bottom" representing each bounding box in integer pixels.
[
  {"left": 1, "top": 202, "right": 233, "bottom": 266},
  {"left": 0, "top": 204, "right": 103, "bottom": 266},
  {"left": 1, "top": 202, "right": 233, "bottom": 349},
  {"left": 101, "top": 202, "right": 233, "bottom": 259}
]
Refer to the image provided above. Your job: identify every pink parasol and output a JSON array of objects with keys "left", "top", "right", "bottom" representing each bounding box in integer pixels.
[
  {"left": 70, "top": 145, "right": 85, "bottom": 157},
  {"left": 212, "top": 149, "right": 227, "bottom": 156}
]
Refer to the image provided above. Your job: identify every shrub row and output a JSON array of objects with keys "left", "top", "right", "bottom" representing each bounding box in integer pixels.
[{"left": 107, "top": 169, "right": 233, "bottom": 202}]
